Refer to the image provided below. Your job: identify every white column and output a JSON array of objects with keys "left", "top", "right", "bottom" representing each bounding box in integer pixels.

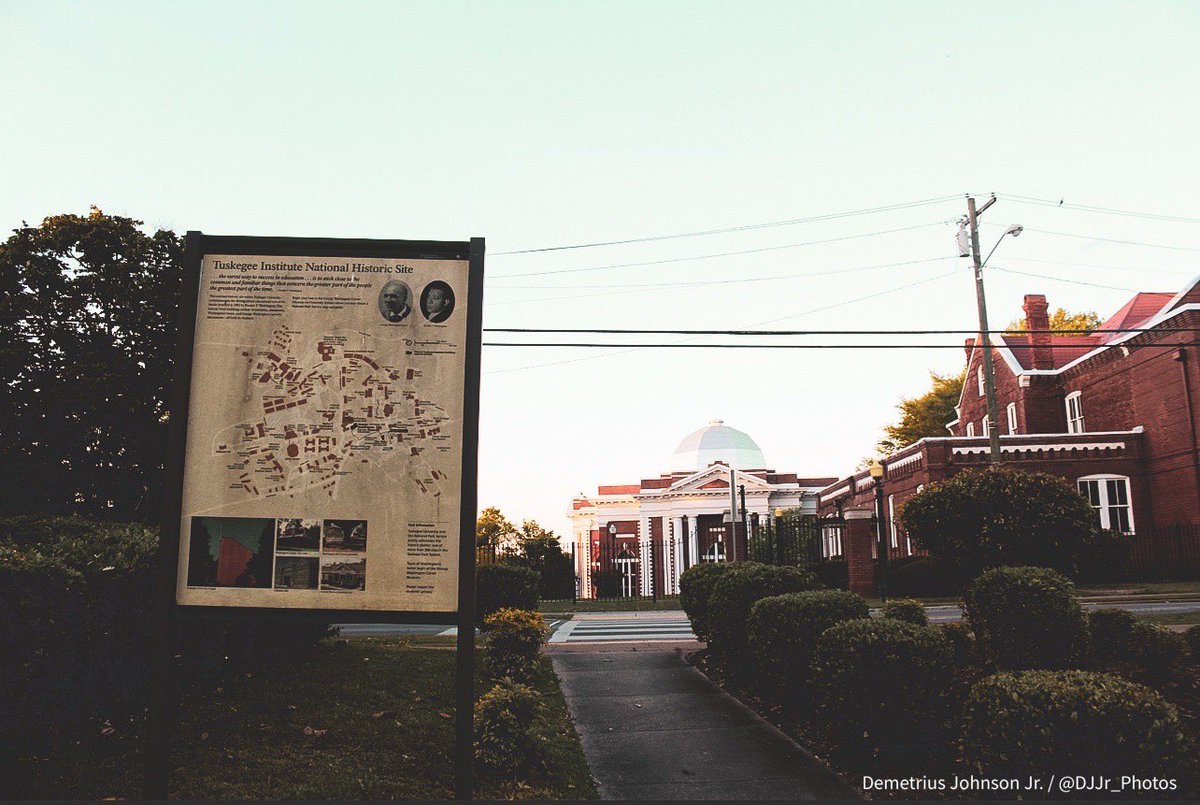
[
  {"left": 638, "top": 515, "right": 652, "bottom": 596},
  {"left": 688, "top": 515, "right": 699, "bottom": 568},
  {"left": 673, "top": 516, "right": 685, "bottom": 593}
]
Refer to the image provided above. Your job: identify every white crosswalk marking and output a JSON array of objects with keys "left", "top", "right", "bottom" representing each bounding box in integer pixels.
[{"left": 550, "top": 617, "right": 697, "bottom": 643}]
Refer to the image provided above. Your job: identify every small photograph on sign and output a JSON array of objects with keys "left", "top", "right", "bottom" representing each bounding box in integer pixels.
[
  {"left": 274, "top": 556, "right": 319, "bottom": 590},
  {"left": 275, "top": 517, "right": 321, "bottom": 553},
  {"left": 322, "top": 519, "right": 367, "bottom": 553},
  {"left": 321, "top": 555, "right": 366, "bottom": 591},
  {"left": 420, "top": 280, "right": 455, "bottom": 323},
  {"left": 187, "top": 517, "right": 276, "bottom": 589},
  {"left": 378, "top": 279, "right": 413, "bottom": 323}
]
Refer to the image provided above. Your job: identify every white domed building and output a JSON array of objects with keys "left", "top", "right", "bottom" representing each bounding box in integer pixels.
[{"left": 568, "top": 420, "right": 836, "bottom": 598}]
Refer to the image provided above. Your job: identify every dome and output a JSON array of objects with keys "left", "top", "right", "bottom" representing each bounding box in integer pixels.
[{"left": 670, "top": 419, "right": 766, "bottom": 471}]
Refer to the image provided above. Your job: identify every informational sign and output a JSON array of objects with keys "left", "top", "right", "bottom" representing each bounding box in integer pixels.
[{"left": 169, "top": 236, "right": 483, "bottom": 613}]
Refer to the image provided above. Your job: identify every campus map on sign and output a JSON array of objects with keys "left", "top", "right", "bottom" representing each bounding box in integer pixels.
[
  {"left": 175, "top": 251, "right": 471, "bottom": 612},
  {"left": 213, "top": 325, "right": 453, "bottom": 511}
]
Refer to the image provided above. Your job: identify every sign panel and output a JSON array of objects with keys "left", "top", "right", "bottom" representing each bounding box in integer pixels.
[{"left": 173, "top": 240, "right": 480, "bottom": 612}]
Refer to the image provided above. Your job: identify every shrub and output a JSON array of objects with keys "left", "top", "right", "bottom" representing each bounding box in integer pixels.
[
  {"left": 476, "top": 564, "right": 539, "bottom": 627},
  {"left": 1129, "top": 621, "right": 1185, "bottom": 679},
  {"left": 708, "top": 563, "right": 820, "bottom": 664},
  {"left": 474, "top": 678, "right": 544, "bottom": 779},
  {"left": 882, "top": 598, "right": 927, "bottom": 626},
  {"left": 938, "top": 622, "right": 978, "bottom": 666},
  {"left": 1087, "top": 608, "right": 1138, "bottom": 667},
  {"left": 746, "top": 590, "right": 868, "bottom": 701},
  {"left": 962, "top": 566, "right": 1086, "bottom": 670},
  {"left": 886, "top": 555, "right": 960, "bottom": 597},
  {"left": 901, "top": 467, "right": 1098, "bottom": 580},
  {"left": 813, "top": 559, "right": 848, "bottom": 591},
  {"left": 678, "top": 562, "right": 735, "bottom": 643},
  {"left": 1186, "top": 624, "right": 1200, "bottom": 661},
  {"left": 0, "top": 516, "right": 331, "bottom": 755},
  {"left": 812, "top": 619, "right": 956, "bottom": 769},
  {"left": 962, "top": 671, "right": 1191, "bottom": 786},
  {"left": 482, "top": 608, "right": 547, "bottom": 682}
]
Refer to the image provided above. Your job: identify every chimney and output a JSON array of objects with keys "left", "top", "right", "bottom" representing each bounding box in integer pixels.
[
  {"left": 1023, "top": 294, "right": 1053, "bottom": 370},
  {"left": 964, "top": 337, "right": 975, "bottom": 360}
]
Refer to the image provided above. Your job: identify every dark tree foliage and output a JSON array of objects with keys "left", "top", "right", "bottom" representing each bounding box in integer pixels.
[
  {"left": 900, "top": 466, "right": 1099, "bottom": 580},
  {"left": 0, "top": 209, "right": 182, "bottom": 520}
]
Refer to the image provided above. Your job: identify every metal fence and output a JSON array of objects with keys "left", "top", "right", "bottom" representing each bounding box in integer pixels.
[{"left": 1119, "top": 524, "right": 1200, "bottom": 580}]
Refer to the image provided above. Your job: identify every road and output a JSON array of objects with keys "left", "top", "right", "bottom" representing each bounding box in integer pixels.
[{"left": 335, "top": 600, "right": 1200, "bottom": 641}]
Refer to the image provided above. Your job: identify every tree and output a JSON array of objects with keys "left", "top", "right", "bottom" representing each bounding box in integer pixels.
[
  {"left": 1006, "top": 308, "right": 1101, "bottom": 333},
  {"left": 876, "top": 370, "right": 965, "bottom": 456},
  {"left": 476, "top": 506, "right": 518, "bottom": 551},
  {"left": 0, "top": 209, "right": 183, "bottom": 520},
  {"left": 900, "top": 467, "right": 1100, "bottom": 582}
]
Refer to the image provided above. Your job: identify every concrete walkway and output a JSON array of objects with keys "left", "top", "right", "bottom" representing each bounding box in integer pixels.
[{"left": 549, "top": 647, "right": 859, "bottom": 800}]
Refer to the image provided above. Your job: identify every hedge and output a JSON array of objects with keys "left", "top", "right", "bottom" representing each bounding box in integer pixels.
[
  {"left": 746, "top": 590, "right": 868, "bottom": 701},
  {"left": 1087, "top": 608, "right": 1139, "bottom": 667},
  {"left": 476, "top": 564, "right": 540, "bottom": 627},
  {"left": 811, "top": 618, "right": 956, "bottom": 769},
  {"left": 708, "top": 563, "right": 820, "bottom": 664},
  {"left": 678, "top": 562, "right": 734, "bottom": 643},
  {"left": 962, "top": 566, "right": 1086, "bottom": 670},
  {"left": 881, "top": 598, "right": 927, "bottom": 627},
  {"left": 962, "top": 671, "right": 1191, "bottom": 787},
  {"left": 938, "top": 622, "right": 978, "bottom": 666},
  {"left": 1187, "top": 624, "right": 1200, "bottom": 661},
  {"left": 482, "top": 608, "right": 547, "bottom": 682},
  {"left": 1129, "top": 621, "right": 1185, "bottom": 679},
  {"left": 0, "top": 516, "right": 330, "bottom": 755}
]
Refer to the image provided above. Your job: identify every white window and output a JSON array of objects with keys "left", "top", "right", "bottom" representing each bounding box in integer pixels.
[
  {"left": 821, "top": 524, "right": 843, "bottom": 558},
  {"left": 1066, "top": 391, "right": 1085, "bottom": 433},
  {"left": 1007, "top": 402, "right": 1019, "bottom": 435},
  {"left": 977, "top": 366, "right": 985, "bottom": 396},
  {"left": 981, "top": 417, "right": 990, "bottom": 437},
  {"left": 966, "top": 422, "right": 975, "bottom": 437},
  {"left": 888, "top": 494, "right": 898, "bottom": 549},
  {"left": 1077, "top": 475, "right": 1134, "bottom": 533}
]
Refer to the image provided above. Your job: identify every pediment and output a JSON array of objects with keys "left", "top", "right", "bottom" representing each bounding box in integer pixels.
[{"left": 663, "top": 464, "right": 774, "bottom": 494}]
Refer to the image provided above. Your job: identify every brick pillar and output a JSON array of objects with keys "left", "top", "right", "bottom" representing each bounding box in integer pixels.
[{"left": 844, "top": 508, "right": 877, "bottom": 597}]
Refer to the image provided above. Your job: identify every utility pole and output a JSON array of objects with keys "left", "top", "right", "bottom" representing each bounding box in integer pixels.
[{"left": 966, "top": 194, "right": 1003, "bottom": 462}]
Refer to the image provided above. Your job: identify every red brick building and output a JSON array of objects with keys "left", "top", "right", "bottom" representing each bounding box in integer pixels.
[{"left": 818, "top": 277, "right": 1200, "bottom": 593}]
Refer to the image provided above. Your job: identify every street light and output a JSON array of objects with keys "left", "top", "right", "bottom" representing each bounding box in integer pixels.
[
  {"left": 982, "top": 224, "right": 1024, "bottom": 268},
  {"left": 867, "top": 459, "right": 888, "bottom": 602}
]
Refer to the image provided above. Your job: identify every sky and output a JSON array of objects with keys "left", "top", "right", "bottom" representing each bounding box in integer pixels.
[{"left": 3, "top": 1, "right": 1199, "bottom": 537}]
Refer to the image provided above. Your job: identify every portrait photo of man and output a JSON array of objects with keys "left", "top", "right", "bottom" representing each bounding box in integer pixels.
[
  {"left": 420, "top": 281, "right": 455, "bottom": 323},
  {"left": 378, "top": 280, "right": 413, "bottom": 323}
]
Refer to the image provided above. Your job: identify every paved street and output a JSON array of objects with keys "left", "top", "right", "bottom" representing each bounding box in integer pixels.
[
  {"left": 921, "top": 599, "right": 1200, "bottom": 624},
  {"left": 549, "top": 648, "right": 858, "bottom": 800}
]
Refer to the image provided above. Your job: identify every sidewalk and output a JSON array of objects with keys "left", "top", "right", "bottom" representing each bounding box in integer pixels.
[{"left": 548, "top": 647, "right": 859, "bottom": 800}]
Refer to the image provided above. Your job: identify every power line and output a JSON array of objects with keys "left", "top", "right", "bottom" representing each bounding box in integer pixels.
[
  {"left": 489, "top": 195, "right": 962, "bottom": 255},
  {"left": 488, "top": 222, "right": 949, "bottom": 280},
  {"left": 484, "top": 256, "right": 955, "bottom": 309},
  {"left": 486, "top": 326, "right": 1200, "bottom": 336},
  {"left": 1000, "top": 193, "right": 1200, "bottom": 224},
  {"left": 1001, "top": 255, "right": 1195, "bottom": 276},
  {"left": 990, "top": 223, "right": 1200, "bottom": 253},
  {"left": 990, "top": 265, "right": 1140, "bottom": 292},
  {"left": 485, "top": 341, "right": 1200, "bottom": 349},
  {"left": 484, "top": 269, "right": 961, "bottom": 375}
]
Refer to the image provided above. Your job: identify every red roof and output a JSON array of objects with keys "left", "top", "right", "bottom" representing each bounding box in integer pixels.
[
  {"left": 597, "top": 484, "right": 640, "bottom": 496},
  {"left": 1002, "top": 290, "right": 1177, "bottom": 370},
  {"left": 1003, "top": 334, "right": 1101, "bottom": 370},
  {"left": 1096, "top": 292, "right": 1173, "bottom": 343}
]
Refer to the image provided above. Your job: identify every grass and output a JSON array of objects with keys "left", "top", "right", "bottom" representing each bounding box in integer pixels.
[
  {"left": 5, "top": 637, "right": 596, "bottom": 801},
  {"left": 1077, "top": 580, "right": 1200, "bottom": 597},
  {"left": 1138, "top": 612, "right": 1200, "bottom": 626},
  {"left": 540, "top": 596, "right": 683, "bottom": 613}
]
